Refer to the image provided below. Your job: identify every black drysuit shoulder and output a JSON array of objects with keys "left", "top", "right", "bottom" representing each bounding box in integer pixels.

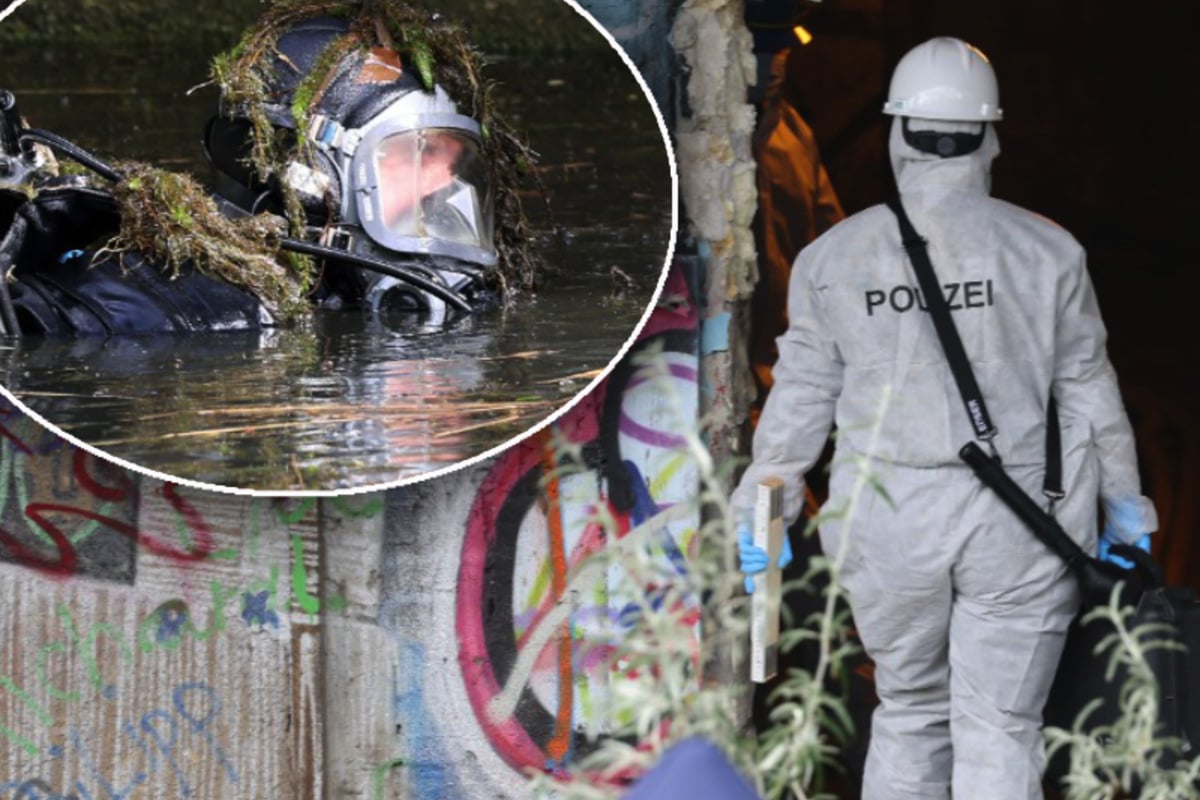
[{"left": 1, "top": 185, "right": 268, "bottom": 335}]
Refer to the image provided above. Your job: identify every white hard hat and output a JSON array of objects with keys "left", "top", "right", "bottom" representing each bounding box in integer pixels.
[{"left": 883, "top": 36, "right": 1002, "bottom": 122}]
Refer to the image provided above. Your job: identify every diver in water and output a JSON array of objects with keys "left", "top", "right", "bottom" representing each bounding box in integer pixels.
[{"left": 0, "top": 8, "right": 537, "bottom": 336}]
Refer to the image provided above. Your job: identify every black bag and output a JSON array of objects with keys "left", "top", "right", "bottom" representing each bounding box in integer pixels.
[
  {"left": 885, "top": 197, "right": 1199, "bottom": 775},
  {"left": 1044, "top": 574, "right": 1200, "bottom": 779}
]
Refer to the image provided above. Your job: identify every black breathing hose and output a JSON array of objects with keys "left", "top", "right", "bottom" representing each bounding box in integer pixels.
[
  {"left": 19, "top": 128, "right": 122, "bottom": 182},
  {"left": 279, "top": 237, "right": 472, "bottom": 313}
]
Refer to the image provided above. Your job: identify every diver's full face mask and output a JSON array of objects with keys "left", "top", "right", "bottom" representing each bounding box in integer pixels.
[{"left": 340, "top": 102, "right": 496, "bottom": 269}]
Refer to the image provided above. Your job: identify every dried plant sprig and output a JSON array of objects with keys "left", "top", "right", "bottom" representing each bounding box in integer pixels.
[{"left": 1044, "top": 589, "right": 1199, "bottom": 800}]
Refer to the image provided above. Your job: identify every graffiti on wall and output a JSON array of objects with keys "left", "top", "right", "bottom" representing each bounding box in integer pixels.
[
  {"left": 2, "top": 278, "right": 705, "bottom": 800},
  {"left": 0, "top": 403, "right": 387, "bottom": 797},
  {"left": 451, "top": 262, "right": 701, "bottom": 778},
  {"left": 2, "top": 404, "right": 140, "bottom": 583},
  {"left": 0, "top": 681, "right": 237, "bottom": 800},
  {"left": 1, "top": 402, "right": 362, "bottom": 621},
  {"left": 3, "top": 290, "right": 706, "bottom": 800}
]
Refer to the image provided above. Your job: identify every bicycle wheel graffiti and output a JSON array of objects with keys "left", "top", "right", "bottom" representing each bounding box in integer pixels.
[{"left": 456, "top": 266, "right": 700, "bottom": 773}]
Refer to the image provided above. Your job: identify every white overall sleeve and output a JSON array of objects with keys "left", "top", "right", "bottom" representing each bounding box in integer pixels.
[
  {"left": 733, "top": 251, "right": 843, "bottom": 526},
  {"left": 1052, "top": 248, "right": 1158, "bottom": 541}
]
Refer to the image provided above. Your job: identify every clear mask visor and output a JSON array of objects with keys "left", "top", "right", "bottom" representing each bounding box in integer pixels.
[{"left": 372, "top": 128, "right": 494, "bottom": 252}]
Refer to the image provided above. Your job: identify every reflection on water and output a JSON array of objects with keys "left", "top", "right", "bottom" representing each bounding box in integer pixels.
[
  {"left": 2, "top": 284, "right": 651, "bottom": 489},
  {"left": 0, "top": 30, "right": 674, "bottom": 490}
]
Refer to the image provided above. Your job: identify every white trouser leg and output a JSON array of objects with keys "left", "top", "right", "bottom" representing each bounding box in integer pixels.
[
  {"left": 948, "top": 473, "right": 1080, "bottom": 800},
  {"left": 821, "top": 466, "right": 958, "bottom": 800},
  {"left": 851, "top": 575, "right": 955, "bottom": 800}
]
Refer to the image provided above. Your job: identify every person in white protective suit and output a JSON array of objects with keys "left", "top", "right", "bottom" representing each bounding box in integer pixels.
[{"left": 733, "top": 37, "right": 1158, "bottom": 799}]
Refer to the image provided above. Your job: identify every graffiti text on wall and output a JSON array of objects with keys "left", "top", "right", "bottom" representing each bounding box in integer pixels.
[{"left": 0, "top": 681, "right": 237, "bottom": 798}]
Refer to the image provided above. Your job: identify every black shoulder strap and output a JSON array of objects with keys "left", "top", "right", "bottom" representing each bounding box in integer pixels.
[
  {"left": 1044, "top": 395, "right": 1064, "bottom": 501},
  {"left": 884, "top": 196, "right": 997, "bottom": 443},
  {"left": 885, "top": 195, "right": 1064, "bottom": 502}
]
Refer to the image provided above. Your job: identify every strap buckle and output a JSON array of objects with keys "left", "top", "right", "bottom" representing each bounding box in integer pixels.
[
  {"left": 1043, "top": 488, "right": 1066, "bottom": 516},
  {"left": 981, "top": 429, "right": 1001, "bottom": 464},
  {"left": 320, "top": 226, "right": 354, "bottom": 251},
  {"left": 307, "top": 114, "right": 356, "bottom": 153}
]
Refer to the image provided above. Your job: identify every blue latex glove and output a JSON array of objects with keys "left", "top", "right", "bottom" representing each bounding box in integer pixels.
[
  {"left": 621, "top": 737, "right": 762, "bottom": 800},
  {"left": 1098, "top": 532, "right": 1151, "bottom": 570},
  {"left": 736, "top": 521, "right": 794, "bottom": 593}
]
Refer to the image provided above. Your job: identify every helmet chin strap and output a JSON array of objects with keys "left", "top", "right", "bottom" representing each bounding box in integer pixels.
[{"left": 902, "top": 117, "right": 986, "bottom": 158}]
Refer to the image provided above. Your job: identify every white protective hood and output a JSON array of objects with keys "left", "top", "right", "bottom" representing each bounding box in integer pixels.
[{"left": 889, "top": 116, "right": 999, "bottom": 201}]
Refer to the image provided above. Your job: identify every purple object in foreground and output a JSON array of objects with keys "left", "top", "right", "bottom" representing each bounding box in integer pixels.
[{"left": 621, "top": 738, "right": 762, "bottom": 800}]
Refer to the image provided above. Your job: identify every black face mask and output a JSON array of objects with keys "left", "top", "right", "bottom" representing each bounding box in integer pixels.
[{"left": 902, "top": 117, "right": 986, "bottom": 158}]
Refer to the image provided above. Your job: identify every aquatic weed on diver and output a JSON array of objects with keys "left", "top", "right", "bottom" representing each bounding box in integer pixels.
[
  {"left": 209, "top": 0, "right": 548, "bottom": 299},
  {"left": 105, "top": 162, "right": 308, "bottom": 320}
]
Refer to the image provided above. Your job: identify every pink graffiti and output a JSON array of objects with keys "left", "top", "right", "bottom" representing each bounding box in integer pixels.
[
  {"left": 455, "top": 261, "right": 700, "bottom": 774},
  {"left": 1, "top": 442, "right": 215, "bottom": 578}
]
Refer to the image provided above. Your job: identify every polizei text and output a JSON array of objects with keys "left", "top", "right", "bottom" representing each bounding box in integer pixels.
[{"left": 865, "top": 280, "right": 995, "bottom": 316}]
